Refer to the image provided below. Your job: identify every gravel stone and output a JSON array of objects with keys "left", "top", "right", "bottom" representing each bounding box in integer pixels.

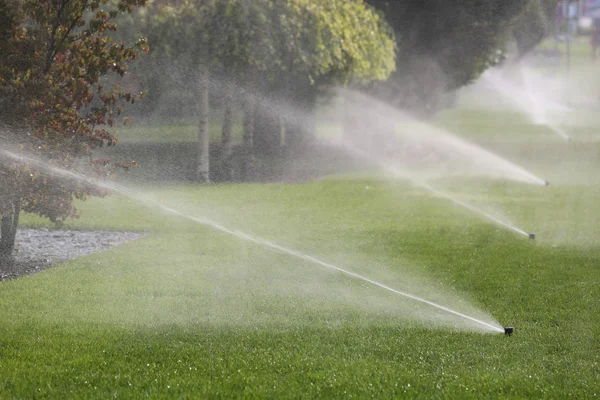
[{"left": 0, "top": 229, "right": 146, "bottom": 281}]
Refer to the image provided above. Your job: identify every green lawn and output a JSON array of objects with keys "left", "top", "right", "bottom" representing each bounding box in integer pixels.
[
  {"left": 1, "top": 169, "right": 600, "bottom": 397},
  {"left": 116, "top": 120, "right": 243, "bottom": 143},
  {"left": 2, "top": 46, "right": 600, "bottom": 398}
]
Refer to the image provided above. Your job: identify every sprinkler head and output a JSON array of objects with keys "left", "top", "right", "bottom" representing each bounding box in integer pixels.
[
  {"left": 504, "top": 326, "right": 514, "bottom": 336},
  {"left": 529, "top": 233, "right": 536, "bottom": 240},
  {"left": 544, "top": 180, "right": 550, "bottom": 187}
]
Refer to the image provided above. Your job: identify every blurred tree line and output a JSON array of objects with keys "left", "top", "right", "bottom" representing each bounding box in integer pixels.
[
  {"left": 131, "top": 0, "right": 396, "bottom": 182},
  {"left": 126, "top": 0, "right": 550, "bottom": 182}
]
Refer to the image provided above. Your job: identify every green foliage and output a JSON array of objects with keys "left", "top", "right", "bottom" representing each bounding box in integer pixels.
[
  {"left": 137, "top": 0, "right": 395, "bottom": 115},
  {"left": 366, "top": 0, "right": 530, "bottom": 112},
  {"left": 513, "top": 0, "right": 560, "bottom": 58},
  {"left": 278, "top": 0, "right": 396, "bottom": 84},
  {"left": 0, "top": 0, "right": 147, "bottom": 225}
]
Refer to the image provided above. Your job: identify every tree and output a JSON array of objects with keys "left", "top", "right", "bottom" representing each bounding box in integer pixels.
[
  {"left": 0, "top": 0, "right": 147, "bottom": 258},
  {"left": 513, "top": 0, "right": 560, "bottom": 59},
  {"left": 254, "top": 0, "right": 396, "bottom": 154},
  {"left": 365, "top": 0, "right": 531, "bottom": 113},
  {"left": 141, "top": 0, "right": 395, "bottom": 180},
  {"left": 140, "top": 0, "right": 221, "bottom": 182}
]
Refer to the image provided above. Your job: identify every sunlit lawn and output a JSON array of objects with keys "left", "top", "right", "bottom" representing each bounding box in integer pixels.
[
  {"left": 1, "top": 160, "right": 600, "bottom": 397},
  {"left": 116, "top": 120, "right": 243, "bottom": 143}
]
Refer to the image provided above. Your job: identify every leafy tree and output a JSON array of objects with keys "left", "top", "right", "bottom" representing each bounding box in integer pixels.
[
  {"left": 513, "top": 0, "right": 560, "bottom": 59},
  {"left": 0, "top": 0, "right": 147, "bottom": 258},
  {"left": 255, "top": 0, "right": 396, "bottom": 154},
  {"left": 365, "top": 0, "right": 531, "bottom": 113}
]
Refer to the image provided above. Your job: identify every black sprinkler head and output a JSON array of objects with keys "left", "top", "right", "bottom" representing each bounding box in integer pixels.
[
  {"left": 529, "top": 233, "right": 536, "bottom": 240},
  {"left": 544, "top": 180, "right": 550, "bottom": 187},
  {"left": 504, "top": 326, "right": 514, "bottom": 336}
]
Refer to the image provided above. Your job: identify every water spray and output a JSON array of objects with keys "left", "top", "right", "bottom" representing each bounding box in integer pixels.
[
  {"left": 483, "top": 71, "right": 573, "bottom": 142},
  {"left": 341, "top": 89, "right": 550, "bottom": 187},
  {"left": 406, "top": 176, "right": 532, "bottom": 239},
  {"left": 336, "top": 143, "right": 535, "bottom": 239},
  {"left": 162, "top": 205, "right": 504, "bottom": 333},
  {"left": 0, "top": 148, "right": 505, "bottom": 334}
]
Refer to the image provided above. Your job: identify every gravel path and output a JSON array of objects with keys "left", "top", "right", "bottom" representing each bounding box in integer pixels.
[{"left": 0, "top": 229, "right": 146, "bottom": 281}]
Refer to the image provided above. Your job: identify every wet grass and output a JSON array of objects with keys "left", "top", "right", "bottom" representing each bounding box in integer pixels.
[
  {"left": 1, "top": 170, "right": 599, "bottom": 397},
  {"left": 115, "top": 120, "right": 243, "bottom": 143}
]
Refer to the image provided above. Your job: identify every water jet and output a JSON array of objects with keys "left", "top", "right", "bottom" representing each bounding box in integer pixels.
[
  {"left": 339, "top": 89, "right": 549, "bottom": 187},
  {"left": 333, "top": 89, "right": 546, "bottom": 240},
  {"left": 333, "top": 141, "right": 535, "bottom": 240},
  {"left": 0, "top": 147, "right": 506, "bottom": 334},
  {"left": 482, "top": 69, "right": 573, "bottom": 142}
]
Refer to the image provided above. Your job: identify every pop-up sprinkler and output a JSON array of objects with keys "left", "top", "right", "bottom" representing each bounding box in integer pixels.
[
  {"left": 504, "top": 327, "right": 514, "bottom": 336},
  {"left": 529, "top": 233, "right": 536, "bottom": 240}
]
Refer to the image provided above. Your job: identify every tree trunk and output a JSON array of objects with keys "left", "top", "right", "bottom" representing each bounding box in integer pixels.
[
  {"left": 242, "top": 95, "right": 255, "bottom": 150},
  {"left": 342, "top": 91, "right": 357, "bottom": 143},
  {"left": 0, "top": 200, "right": 20, "bottom": 259},
  {"left": 286, "top": 83, "right": 317, "bottom": 150},
  {"left": 220, "top": 87, "right": 234, "bottom": 181},
  {"left": 238, "top": 94, "right": 256, "bottom": 181},
  {"left": 343, "top": 90, "right": 372, "bottom": 151},
  {"left": 253, "top": 99, "right": 282, "bottom": 157},
  {"left": 139, "top": 68, "right": 163, "bottom": 118},
  {"left": 284, "top": 120, "right": 302, "bottom": 149},
  {"left": 301, "top": 91, "right": 317, "bottom": 145},
  {"left": 196, "top": 66, "right": 210, "bottom": 183}
]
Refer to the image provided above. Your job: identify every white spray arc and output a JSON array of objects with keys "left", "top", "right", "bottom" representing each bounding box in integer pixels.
[
  {"left": 329, "top": 89, "right": 544, "bottom": 237},
  {"left": 338, "top": 89, "right": 549, "bottom": 186},
  {"left": 338, "top": 142, "right": 531, "bottom": 238},
  {"left": 0, "top": 147, "right": 504, "bottom": 334},
  {"left": 481, "top": 67, "right": 572, "bottom": 141}
]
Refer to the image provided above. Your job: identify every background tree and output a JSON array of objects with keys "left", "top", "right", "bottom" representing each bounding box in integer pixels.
[
  {"left": 140, "top": 0, "right": 395, "bottom": 181},
  {"left": 0, "top": 0, "right": 147, "bottom": 258},
  {"left": 365, "top": 0, "right": 532, "bottom": 114},
  {"left": 513, "top": 0, "right": 560, "bottom": 60},
  {"left": 253, "top": 0, "right": 396, "bottom": 155}
]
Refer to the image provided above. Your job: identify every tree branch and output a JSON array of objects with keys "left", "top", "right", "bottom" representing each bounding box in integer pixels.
[
  {"left": 56, "top": 0, "right": 88, "bottom": 50},
  {"left": 44, "top": 0, "right": 73, "bottom": 73}
]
